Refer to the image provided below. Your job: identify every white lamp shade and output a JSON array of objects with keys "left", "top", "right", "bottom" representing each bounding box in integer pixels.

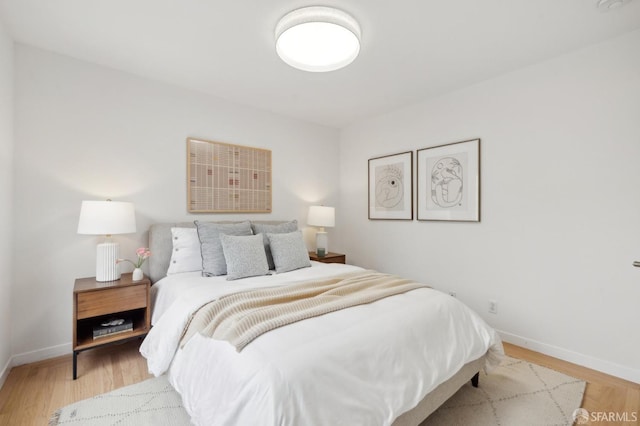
[
  {"left": 77, "top": 200, "right": 136, "bottom": 282},
  {"left": 307, "top": 206, "right": 335, "bottom": 228},
  {"left": 77, "top": 201, "right": 136, "bottom": 235}
]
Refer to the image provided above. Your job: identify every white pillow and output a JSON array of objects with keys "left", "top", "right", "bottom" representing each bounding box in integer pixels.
[{"left": 167, "top": 227, "right": 202, "bottom": 275}]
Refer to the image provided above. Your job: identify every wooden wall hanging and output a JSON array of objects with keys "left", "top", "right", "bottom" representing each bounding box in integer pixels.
[{"left": 187, "top": 138, "right": 272, "bottom": 213}]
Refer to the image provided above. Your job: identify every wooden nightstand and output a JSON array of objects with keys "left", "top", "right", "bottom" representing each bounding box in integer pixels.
[
  {"left": 72, "top": 273, "right": 151, "bottom": 379},
  {"left": 308, "top": 251, "right": 346, "bottom": 264}
]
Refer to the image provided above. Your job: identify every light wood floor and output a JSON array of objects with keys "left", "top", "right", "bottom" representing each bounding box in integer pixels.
[{"left": 0, "top": 341, "right": 638, "bottom": 425}]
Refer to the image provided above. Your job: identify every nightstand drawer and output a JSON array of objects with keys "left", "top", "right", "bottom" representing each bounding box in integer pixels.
[{"left": 77, "top": 285, "right": 147, "bottom": 319}]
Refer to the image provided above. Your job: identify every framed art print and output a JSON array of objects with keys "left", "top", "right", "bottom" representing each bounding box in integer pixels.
[
  {"left": 368, "top": 151, "right": 413, "bottom": 220},
  {"left": 187, "top": 138, "right": 272, "bottom": 213},
  {"left": 417, "top": 139, "right": 480, "bottom": 222}
]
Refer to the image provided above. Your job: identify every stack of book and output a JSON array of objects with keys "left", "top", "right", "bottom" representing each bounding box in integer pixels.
[{"left": 92, "top": 317, "right": 133, "bottom": 339}]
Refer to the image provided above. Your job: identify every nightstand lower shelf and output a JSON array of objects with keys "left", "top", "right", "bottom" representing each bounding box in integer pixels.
[{"left": 75, "top": 309, "right": 149, "bottom": 350}]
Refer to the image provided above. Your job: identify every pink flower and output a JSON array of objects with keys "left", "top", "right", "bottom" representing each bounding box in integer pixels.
[{"left": 116, "top": 247, "right": 152, "bottom": 268}]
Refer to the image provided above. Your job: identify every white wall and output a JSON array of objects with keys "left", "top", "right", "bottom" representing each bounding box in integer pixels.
[
  {"left": 11, "top": 45, "right": 341, "bottom": 361},
  {"left": 340, "top": 29, "right": 640, "bottom": 382},
  {"left": 0, "top": 19, "right": 14, "bottom": 385}
]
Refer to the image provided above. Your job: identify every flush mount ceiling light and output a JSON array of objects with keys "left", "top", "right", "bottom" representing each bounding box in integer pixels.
[{"left": 275, "top": 6, "right": 361, "bottom": 72}]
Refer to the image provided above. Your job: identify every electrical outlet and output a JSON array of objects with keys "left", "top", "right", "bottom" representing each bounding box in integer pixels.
[
  {"left": 448, "top": 291, "right": 456, "bottom": 298},
  {"left": 488, "top": 300, "right": 498, "bottom": 314}
]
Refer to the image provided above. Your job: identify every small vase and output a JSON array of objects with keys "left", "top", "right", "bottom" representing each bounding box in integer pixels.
[{"left": 132, "top": 268, "right": 143, "bottom": 281}]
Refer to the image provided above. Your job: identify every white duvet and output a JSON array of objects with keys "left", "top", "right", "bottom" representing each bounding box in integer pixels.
[{"left": 141, "top": 262, "right": 503, "bottom": 426}]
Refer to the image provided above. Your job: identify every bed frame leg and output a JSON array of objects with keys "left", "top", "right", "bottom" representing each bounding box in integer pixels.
[
  {"left": 471, "top": 372, "right": 479, "bottom": 388},
  {"left": 73, "top": 351, "right": 78, "bottom": 380}
]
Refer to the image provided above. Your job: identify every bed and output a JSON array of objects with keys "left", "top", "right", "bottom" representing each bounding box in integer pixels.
[{"left": 140, "top": 221, "right": 503, "bottom": 426}]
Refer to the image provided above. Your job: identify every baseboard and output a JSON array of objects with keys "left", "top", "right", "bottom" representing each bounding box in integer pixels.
[
  {"left": 498, "top": 330, "right": 640, "bottom": 384},
  {"left": 11, "top": 342, "right": 71, "bottom": 367}
]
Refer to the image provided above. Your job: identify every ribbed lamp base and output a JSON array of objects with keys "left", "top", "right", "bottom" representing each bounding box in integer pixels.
[{"left": 96, "top": 241, "right": 121, "bottom": 282}]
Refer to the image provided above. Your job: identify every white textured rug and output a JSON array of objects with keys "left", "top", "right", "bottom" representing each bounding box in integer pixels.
[
  {"left": 422, "top": 357, "right": 586, "bottom": 426},
  {"left": 49, "top": 376, "right": 189, "bottom": 426},
  {"left": 50, "top": 357, "right": 585, "bottom": 426}
]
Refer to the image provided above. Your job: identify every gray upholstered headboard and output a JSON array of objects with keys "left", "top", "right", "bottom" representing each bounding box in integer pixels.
[{"left": 148, "top": 220, "right": 289, "bottom": 284}]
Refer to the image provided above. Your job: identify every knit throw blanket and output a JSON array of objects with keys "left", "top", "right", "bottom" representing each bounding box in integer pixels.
[{"left": 180, "top": 270, "right": 429, "bottom": 351}]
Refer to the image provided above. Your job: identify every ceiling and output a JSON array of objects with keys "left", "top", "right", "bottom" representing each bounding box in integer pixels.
[{"left": 1, "top": 0, "right": 639, "bottom": 128}]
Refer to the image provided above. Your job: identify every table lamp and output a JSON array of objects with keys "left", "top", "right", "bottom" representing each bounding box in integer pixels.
[
  {"left": 77, "top": 200, "right": 136, "bottom": 282},
  {"left": 307, "top": 205, "right": 335, "bottom": 257}
]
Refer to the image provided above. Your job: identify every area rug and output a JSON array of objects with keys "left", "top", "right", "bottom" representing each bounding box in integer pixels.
[
  {"left": 50, "top": 357, "right": 585, "bottom": 426},
  {"left": 48, "top": 376, "right": 190, "bottom": 426},
  {"left": 422, "top": 357, "right": 586, "bottom": 426}
]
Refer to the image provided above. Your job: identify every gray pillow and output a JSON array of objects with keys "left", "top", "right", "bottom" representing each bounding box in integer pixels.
[
  {"left": 195, "top": 221, "right": 253, "bottom": 276},
  {"left": 267, "top": 230, "right": 311, "bottom": 273},
  {"left": 251, "top": 220, "right": 298, "bottom": 270},
  {"left": 219, "top": 234, "right": 269, "bottom": 280}
]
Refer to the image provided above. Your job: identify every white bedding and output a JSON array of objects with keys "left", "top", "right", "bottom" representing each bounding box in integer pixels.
[{"left": 141, "top": 262, "right": 503, "bottom": 426}]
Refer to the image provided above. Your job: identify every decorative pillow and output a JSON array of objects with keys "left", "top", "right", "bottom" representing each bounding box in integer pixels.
[
  {"left": 219, "top": 234, "right": 269, "bottom": 280},
  {"left": 195, "top": 221, "right": 253, "bottom": 276},
  {"left": 167, "top": 227, "right": 202, "bottom": 275},
  {"left": 251, "top": 220, "right": 298, "bottom": 270},
  {"left": 267, "top": 230, "right": 311, "bottom": 274}
]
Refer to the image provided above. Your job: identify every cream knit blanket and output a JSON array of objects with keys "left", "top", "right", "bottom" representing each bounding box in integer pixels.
[{"left": 180, "top": 270, "right": 429, "bottom": 351}]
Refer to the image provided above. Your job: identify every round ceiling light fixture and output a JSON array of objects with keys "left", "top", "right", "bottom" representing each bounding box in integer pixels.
[{"left": 275, "top": 6, "right": 361, "bottom": 72}]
